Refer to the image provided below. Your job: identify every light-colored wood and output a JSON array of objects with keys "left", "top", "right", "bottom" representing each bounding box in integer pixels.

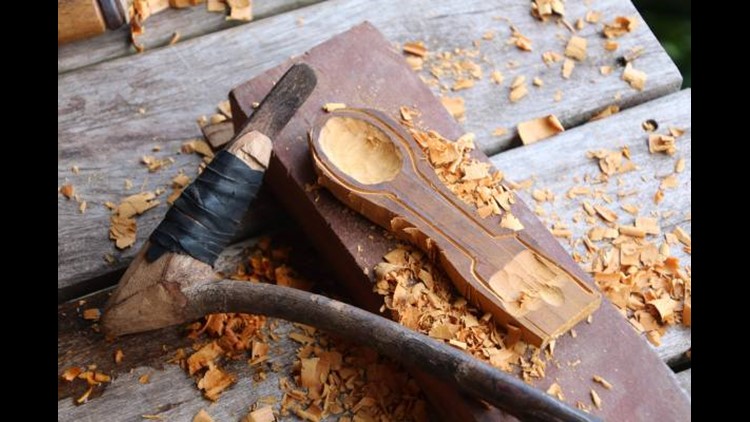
[
  {"left": 675, "top": 368, "right": 691, "bottom": 398},
  {"left": 58, "top": 0, "right": 107, "bottom": 44},
  {"left": 491, "top": 89, "right": 691, "bottom": 365},
  {"left": 58, "top": 0, "right": 325, "bottom": 73},
  {"left": 58, "top": 0, "right": 682, "bottom": 300},
  {"left": 310, "top": 109, "right": 600, "bottom": 347}
]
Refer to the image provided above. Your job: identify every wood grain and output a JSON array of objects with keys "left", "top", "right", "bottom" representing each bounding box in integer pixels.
[
  {"left": 59, "top": 0, "right": 107, "bottom": 45},
  {"left": 58, "top": 0, "right": 682, "bottom": 301},
  {"left": 309, "top": 109, "right": 600, "bottom": 347},
  {"left": 58, "top": 0, "right": 324, "bottom": 73},
  {"left": 676, "top": 369, "right": 691, "bottom": 398},
  {"left": 491, "top": 89, "right": 691, "bottom": 366}
]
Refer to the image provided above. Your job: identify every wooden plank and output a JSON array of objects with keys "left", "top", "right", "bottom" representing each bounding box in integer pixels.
[
  {"left": 491, "top": 89, "right": 691, "bottom": 366},
  {"left": 58, "top": 0, "right": 325, "bottom": 74},
  {"left": 58, "top": 0, "right": 680, "bottom": 301},
  {"left": 227, "top": 25, "right": 689, "bottom": 420},
  {"left": 675, "top": 369, "right": 691, "bottom": 398}
]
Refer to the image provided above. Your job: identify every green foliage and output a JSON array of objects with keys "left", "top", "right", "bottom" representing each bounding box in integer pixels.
[{"left": 633, "top": 0, "right": 691, "bottom": 87}]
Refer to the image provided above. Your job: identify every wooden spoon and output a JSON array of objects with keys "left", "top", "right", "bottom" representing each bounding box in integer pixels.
[{"left": 309, "top": 108, "right": 600, "bottom": 347}]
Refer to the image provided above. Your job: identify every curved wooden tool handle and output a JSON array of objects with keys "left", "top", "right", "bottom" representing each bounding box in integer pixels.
[
  {"left": 186, "top": 280, "right": 601, "bottom": 422},
  {"left": 309, "top": 109, "right": 600, "bottom": 347}
]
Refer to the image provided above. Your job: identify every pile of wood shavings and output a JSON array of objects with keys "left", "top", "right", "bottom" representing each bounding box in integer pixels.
[
  {"left": 130, "top": 0, "right": 252, "bottom": 52},
  {"left": 60, "top": 365, "right": 112, "bottom": 404},
  {"left": 373, "top": 244, "right": 547, "bottom": 382},
  {"left": 168, "top": 237, "right": 428, "bottom": 420},
  {"left": 277, "top": 325, "right": 428, "bottom": 422},
  {"left": 525, "top": 127, "right": 691, "bottom": 347},
  {"left": 402, "top": 109, "right": 523, "bottom": 230}
]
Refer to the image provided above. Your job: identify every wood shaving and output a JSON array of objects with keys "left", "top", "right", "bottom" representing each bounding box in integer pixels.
[
  {"left": 600, "top": 66, "right": 613, "bottom": 76},
  {"left": 452, "top": 78, "right": 475, "bottom": 91},
  {"left": 227, "top": 0, "right": 252, "bottom": 21},
  {"left": 403, "top": 41, "right": 428, "bottom": 58},
  {"left": 182, "top": 139, "right": 215, "bottom": 160},
  {"left": 547, "top": 382, "right": 564, "bottom": 400},
  {"left": 244, "top": 406, "right": 274, "bottom": 422},
  {"left": 603, "top": 16, "right": 639, "bottom": 38},
  {"left": 197, "top": 361, "right": 236, "bottom": 401},
  {"left": 675, "top": 158, "right": 685, "bottom": 173},
  {"left": 533, "top": 77, "right": 544, "bottom": 87},
  {"left": 142, "top": 155, "right": 175, "bottom": 172},
  {"left": 542, "top": 51, "right": 563, "bottom": 65},
  {"left": 490, "top": 70, "right": 504, "bottom": 85},
  {"left": 509, "top": 76, "right": 528, "bottom": 102},
  {"left": 593, "top": 375, "right": 613, "bottom": 389},
  {"left": 83, "top": 308, "right": 101, "bottom": 321},
  {"left": 79, "top": 201, "right": 87, "bottom": 214},
  {"left": 673, "top": 227, "right": 691, "bottom": 248},
  {"left": 440, "top": 96, "right": 465, "bottom": 120},
  {"left": 604, "top": 41, "right": 619, "bottom": 51},
  {"left": 648, "top": 133, "right": 677, "bottom": 155},
  {"left": 562, "top": 59, "right": 575, "bottom": 79},
  {"left": 510, "top": 27, "right": 533, "bottom": 52},
  {"left": 587, "top": 148, "right": 635, "bottom": 177},
  {"left": 60, "top": 184, "right": 75, "bottom": 199},
  {"left": 585, "top": 11, "right": 601, "bottom": 23},
  {"left": 564, "top": 36, "right": 587, "bottom": 61},
  {"left": 517, "top": 115, "right": 565, "bottom": 144},
  {"left": 114, "top": 349, "right": 124, "bottom": 364},
  {"left": 193, "top": 409, "right": 215, "bottom": 422},
  {"left": 492, "top": 127, "right": 508, "bottom": 137},
  {"left": 590, "top": 389, "right": 602, "bottom": 409},
  {"left": 531, "top": 0, "right": 566, "bottom": 21},
  {"left": 322, "top": 103, "right": 347, "bottom": 113},
  {"left": 589, "top": 105, "right": 619, "bottom": 122},
  {"left": 622, "top": 63, "right": 647, "bottom": 91},
  {"left": 207, "top": 0, "right": 227, "bottom": 12},
  {"left": 139, "top": 373, "right": 151, "bottom": 384},
  {"left": 61, "top": 367, "right": 83, "bottom": 381}
]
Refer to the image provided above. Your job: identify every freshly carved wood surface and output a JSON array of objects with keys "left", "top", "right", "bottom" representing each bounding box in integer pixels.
[
  {"left": 491, "top": 89, "right": 691, "bottom": 366},
  {"left": 58, "top": 0, "right": 324, "bottom": 73},
  {"left": 309, "top": 109, "right": 600, "bottom": 347},
  {"left": 58, "top": 0, "right": 682, "bottom": 301}
]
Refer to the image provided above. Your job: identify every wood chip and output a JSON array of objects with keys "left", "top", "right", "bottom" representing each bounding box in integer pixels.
[
  {"left": 564, "top": 36, "right": 587, "bottom": 61},
  {"left": 590, "top": 389, "right": 602, "bottom": 409},
  {"left": 589, "top": 105, "right": 619, "bottom": 122},
  {"left": 490, "top": 70, "right": 504, "bottom": 85},
  {"left": 452, "top": 78, "right": 475, "bottom": 91},
  {"left": 139, "top": 373, "right": 151, "bottom": 384},
  {"left": 675, "top": 158, "right": 686, "bottom": 173},
  {"left": 604, "top": 40, "right": 619, "bottom": 51},
  {"left": 673, "top": 227, "right": 691, "bottom": 247},
  {"left": 197, "top": 362, "right": 236, "bottom": 401},
  {"left": 83, "top": 308, "right": 101, "bottom": 321},
  {"left": 227, "top": 0, "right": 252, "bottom": 21},
  {"left": 193, "top": 409, "right": 215, "bottom": 422},
  {"left": 500, "top": 213, "right": 524, "bottom": 231},
  {"left": 114, "top": 349, "right": 124, "bottom": 364},
  {"left": 562, "top": 59, "right": 575, "bottom": 79},
  {"left": 648, "top": 133, "right": 677, "bottom": 155},
  {"left": 603, "top": 16, "right": 639, "bottom": 38},
  {"left": 403, "top": 41, "right": 427, "bottom": 57},
  {"left": 244, "top": 406, "right": 274, "bottom": 422},
  {"left": 622, "top": 63, "right": 647, "bottom": 91},
  {"left": 600, "top": 66, "right": 613, "bottom": 76},
  {"left": 585, "top": 11, "right": 601, "bottom": 23},
  {"left": 61, "top": 367, "right": 83, "bottom": 381},
  {"left": 440, "top": 96, "right": 465, "bottom": 120},
  {"left": 207, "top": 0, "right": 227, "bottom": 12},
  {"left": 517, "top": 115, "right": 565, "bottom": 144},
  {"left": 593, "top": 375, "right": 612, "bottom": 389},
  {"left": 593, "top": 205, "right": 617, "bottom": 222},
  {"left": 509, "top": 76, "right": 528, "bottom": 102},
  {"left": 533, "top": 77, "right": 544, "bottom": 87},
  {"left": 492, "top": 127, "right": 508, "bottom": 137},
  {"left": 322, "top": 103, "right": 346, "bottom": 112},
  {"left": 60, "top": 184, "right": 75, "bottom": 199},
  {"left": 547, "top": 382, "right": 565, "bottom": 400}
]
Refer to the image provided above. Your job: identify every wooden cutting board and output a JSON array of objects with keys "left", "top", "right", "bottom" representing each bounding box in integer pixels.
[{"left": 228, "top": 22, "right": 691, "bottom": 421}]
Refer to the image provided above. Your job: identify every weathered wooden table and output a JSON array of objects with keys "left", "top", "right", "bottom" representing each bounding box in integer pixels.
[{"left": 58, "top": 1, "right": 691, "bottom": 420}]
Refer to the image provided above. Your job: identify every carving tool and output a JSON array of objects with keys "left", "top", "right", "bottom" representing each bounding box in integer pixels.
[{"left": 58, "top": 0, "right": 129, "bottom": 44}]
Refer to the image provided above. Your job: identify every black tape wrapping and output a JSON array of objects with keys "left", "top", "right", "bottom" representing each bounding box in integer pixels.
[{"left": 146, "top": 151, "right": 264, "bottom": 265}]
